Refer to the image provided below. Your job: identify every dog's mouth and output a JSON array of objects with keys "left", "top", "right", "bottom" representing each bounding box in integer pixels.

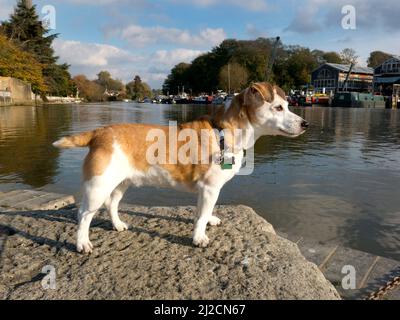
[{"left": 279, "top": 129, "right": 304, "bottom": 137}]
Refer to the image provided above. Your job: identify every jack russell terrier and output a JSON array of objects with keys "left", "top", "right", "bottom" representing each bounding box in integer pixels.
[{"left": 53, "top": 82, "right": 309, "bottom": 253}]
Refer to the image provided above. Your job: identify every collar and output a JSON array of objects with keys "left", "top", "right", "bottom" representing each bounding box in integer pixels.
[{"left": 209, "top": 118, "right": 247, "bottom": 169}]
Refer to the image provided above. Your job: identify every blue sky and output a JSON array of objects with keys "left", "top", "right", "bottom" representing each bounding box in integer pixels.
[{"left": 1, "top": 0, "right": 399, "bottom": 88}]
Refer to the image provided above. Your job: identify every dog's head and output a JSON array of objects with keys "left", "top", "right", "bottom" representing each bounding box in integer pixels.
[{"left": 242, "top": 82, "right": 308, "bottom": 137}]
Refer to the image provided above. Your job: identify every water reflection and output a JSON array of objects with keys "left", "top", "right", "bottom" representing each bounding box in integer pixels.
[
  {"left": 0, "top": 102, "right": 399, "bottom": 260},
  {"left": 0, "top": 105, "right": 72, "bottom": 187}
]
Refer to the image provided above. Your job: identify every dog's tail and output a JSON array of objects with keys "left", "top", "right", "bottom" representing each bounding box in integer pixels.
[{"left": 53, "top": 131, "right": 94, "bottom": 149}]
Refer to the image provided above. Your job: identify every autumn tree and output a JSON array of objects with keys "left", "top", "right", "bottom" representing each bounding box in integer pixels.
[
  {"left": 218, "top": 62, "right": 249, "bottom": 93},
  {"left": 1, "top": 0, "right": 73, "bottom": 96},
  {"left": 0, "top": 34, "right": 46, "bottom": 93},
  {"left": 73, "top": 74, "right": 104, "bottom": 102}
]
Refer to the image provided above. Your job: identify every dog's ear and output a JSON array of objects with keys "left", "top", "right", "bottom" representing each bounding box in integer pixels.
[{"left": 244, "top": 82, "right": 274, "bottom": 107}]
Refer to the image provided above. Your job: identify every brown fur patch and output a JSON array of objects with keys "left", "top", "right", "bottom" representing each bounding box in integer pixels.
[
  {"left": 273, "top": 85, "right": 287, "bottom": 100},
  {"left": 250, "top": 82, "right": 274, "bottom": 102}
]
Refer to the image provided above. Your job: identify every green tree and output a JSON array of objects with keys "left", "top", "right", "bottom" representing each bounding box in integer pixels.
[
  {"left": 367, "top": 51, "right": 393, "bottom": 68},
  {"left": 1, "top": 0, "right": 73, "bottom": 96},
  {"left": 95, "top": 71, "right": 124, "bottom": 92},
  {"left": 274, "top": 47, "right": 318, "bottom": 90},
  {"left": 218, "top": 62, "right": 249, "bottom": 93},
  {"left": 126, "top": 75, "right": 152, "bottom": 101},
  {"left": 322, "top": 52, "right": 342, "bottom": 64},
  {"left": 162, "top": 63, "right": 191, "bottom": 95},
  {"left": 312, "top": 50, "right": 342, "bottom": 64}
]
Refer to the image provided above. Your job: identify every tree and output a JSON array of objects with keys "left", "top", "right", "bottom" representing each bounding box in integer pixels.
[
  {"left": 126, "top": 75, "right": 152, "bottom": 101},
  {"left": 312, "top": 50, "right": 342, "bottom": 64},
  {"left": 162, "top": 63, "right": 191, "bottom": 95},
  {"left": 1, "top": 0, "right": 73, "bottom": 96},
  {"left": 95, "top": 71, "right": 124, "bottom": 92},
  {"left": 323, "top": 52, "right": 342, "bottom": 64},
  {"left": 340, "top": 48, "right": 358, "bottom": 65},
  {"left": 367, "top": 51, "right": 393, "bottom": 68},
  {"left": 218, "top": 62, "right": 249, "bottom": 93},
  {"left": 73, "top": 74, "right": 104, "bottom": 102},
  {"left": 274, "top": 47, "right": 318, "bottom": 90},
  {"left": 0, "top": 34, "right": 46, "bottom": 93}
]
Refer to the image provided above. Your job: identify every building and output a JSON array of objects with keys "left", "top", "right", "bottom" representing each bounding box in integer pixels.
[
  {"left": 373, "top": 56, "right": 400, "bottom": 108},
  {"left": 311, "top": 63, "right": 374, "bottom": 94},
  {"left": 0, "top": 77, "right": 33, "bottom": 106}
]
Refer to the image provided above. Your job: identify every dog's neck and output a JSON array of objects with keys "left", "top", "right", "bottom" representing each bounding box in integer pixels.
[{"left": 211, "top": 94, "right": 264, "bottom": 152}]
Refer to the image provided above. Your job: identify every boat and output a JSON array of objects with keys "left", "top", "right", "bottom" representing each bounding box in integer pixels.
[
  {"left": 331, "top": 92, "right": 385, "bottom": 108},
  {"left": 192, "top": 95, "right": 212, "bottom": 105},
  {"left": 212, "top": 96, "right": 225, "bottom": 105},
  {"left": 288, "top": 94, "right": 312, "bottom": 107},
  {"left": 329, "top": 62, "right": 386, "bottom": 108},
  {"left": 312, "top": 94, "right": 330, "bottom": 105}
]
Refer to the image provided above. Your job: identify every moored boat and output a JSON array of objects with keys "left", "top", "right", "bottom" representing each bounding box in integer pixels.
[{"left": 331, "top": 92, "right": 385, "bottom": 108}]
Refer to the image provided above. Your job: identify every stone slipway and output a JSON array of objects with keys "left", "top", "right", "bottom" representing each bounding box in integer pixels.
[{"left": 0, "top": 189, "right": 345, "bottom": 300}]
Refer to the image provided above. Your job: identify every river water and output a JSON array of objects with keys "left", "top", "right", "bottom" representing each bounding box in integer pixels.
[{"left": 0, "top": 102, "right": 399, "bottom": 260}]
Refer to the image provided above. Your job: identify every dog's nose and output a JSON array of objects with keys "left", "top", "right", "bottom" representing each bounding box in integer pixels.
[{"left": 301, "top": 120, "right": 309, "bottom": 129}]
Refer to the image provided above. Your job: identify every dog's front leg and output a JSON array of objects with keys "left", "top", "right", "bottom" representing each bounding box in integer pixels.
[{"left": 193, "top": 185, "right": 221, "bottom": 247}]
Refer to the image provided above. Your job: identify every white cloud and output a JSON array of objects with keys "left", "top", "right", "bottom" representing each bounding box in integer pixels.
[
  {"left": 286, "top": 0, "right": 400, "bottom": 34},
  {"left": 65, "top": 0, "right": 143, "bottom": 5},
  {"left": 53, "top": 39, "right": 140, "bottom": 67},
  {"left": 53, "top": 39, "right": 202, "bottom": 87},
  {"left": 173, "top": 0, "right": 269, "bottom": 11},
  {"left": 151, "top": 48, "right": 204, "bottom": 66},
  {"left": 120, "top": 24, "right": 226, "bottom": 48}
]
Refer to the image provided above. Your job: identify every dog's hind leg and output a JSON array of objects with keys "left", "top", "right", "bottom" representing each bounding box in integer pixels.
[
  {"left": 104, "top": 181, "right": 130, "bottom": 232},
  {"left": 77, "top": 178, "right": 123, "bottom": 254},
  {"left": 193, "top": 185, "right": 221, "bottom": 247}
]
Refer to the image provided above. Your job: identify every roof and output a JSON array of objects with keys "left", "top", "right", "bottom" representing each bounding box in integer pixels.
[
  {"left": 324, "top": 63, "right": 374, "bottom": 74},
  {"left": 374, "top": 76, "right": 400, "bottom": 84},
  {"left": 374, "top": 56, "right": 400, "bottom": 70}
]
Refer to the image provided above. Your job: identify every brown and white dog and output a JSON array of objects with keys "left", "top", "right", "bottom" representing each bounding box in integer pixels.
[{"left": 53, "top": 82, "right": 308, "bottom": 253}]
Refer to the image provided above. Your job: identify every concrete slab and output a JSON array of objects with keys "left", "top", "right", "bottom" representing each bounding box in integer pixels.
[
  {"left": 0, "top": 190, "right": 75, "bottom": 211},
  {"left": 321, "top": 246, "right": 379, "bottom": 299},
  {"left": 361, "top": 257, "right": 400, "bottom": 300}
]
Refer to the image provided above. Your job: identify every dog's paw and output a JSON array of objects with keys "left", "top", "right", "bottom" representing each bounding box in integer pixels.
[
  {"left": 113, "top": 220, "right": 129, "bottom": 232},
  {"left": 193, "top": 233, "right": 210, "bottom": 247},
  {"left": 208, "top": 216, "right": 221, "bottom": 226},
  {"left": 77, "top": 239, "right": 93, "bottom": 254}
]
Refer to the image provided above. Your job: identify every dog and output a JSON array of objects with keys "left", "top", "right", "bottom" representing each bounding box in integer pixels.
[{"left": 53, "top": 82, "right": 308, "bottom": 253}]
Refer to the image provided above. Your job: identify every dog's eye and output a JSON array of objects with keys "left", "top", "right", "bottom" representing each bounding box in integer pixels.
[{"left": 275, "top": 105, "right": 283, "bottom": 111}]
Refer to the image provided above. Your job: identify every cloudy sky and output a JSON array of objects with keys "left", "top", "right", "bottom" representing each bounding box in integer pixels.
[{"left": 1, "top": 0, "right": 399, "bottom": 88}]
